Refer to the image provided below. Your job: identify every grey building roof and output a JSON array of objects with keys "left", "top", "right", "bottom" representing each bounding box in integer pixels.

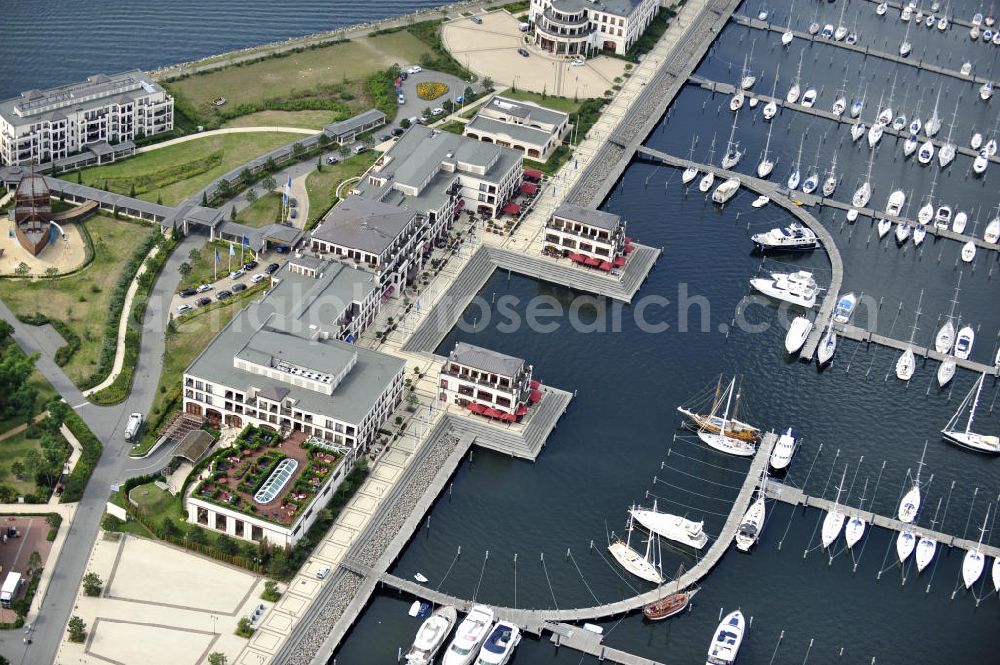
[
  {"left": 311, "top": 196, "right": 416, "bottom": 255},
  {"left": 174, "top": 430, "right": 215, "bottom": 463},
  {"left": 0, "top": 71, "right": 168, "bottom": 125},
  {"left": 215, "top": 221, "right": 304, "bottom": 252},
  {"left": 264, "top": 259, "right": 377, "bottom": 330},
  {"left": 485, "top": 96, "right": 569, "bottom": 127},
  {"left": 448, "top": 342, "right": 525, "bottom": 377},
  {"left": 466, "top": 115, "right": 553, "bottom": 148},
  {"left": 551, "top": 0, "right": 644, "bottom": 18},
  {"left": 324, "top": 109, "right": 386, "bottom": 138},
  {"left": 552, "top": 203, "right": 622, "bottom": 231}
]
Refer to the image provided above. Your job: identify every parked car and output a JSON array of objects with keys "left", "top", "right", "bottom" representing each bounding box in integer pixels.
[
  {"left": 288, "top": 198, "right": 297, "bottom": 208},
  {"left": 196, "top": 297, "right": 212, "bottom": 307},
  {"left": 431, "top": 107, "right": 445, "bottom": 116},
  {"left": 352, "top": 144, "right": 368, "bottom": 155},
  {"left": 316, "top": 565, "right": 331, "bottom": 579},
  {"left": 326, "top": 155, "right": 340, "bottom": 165},
  {"left": 572, "top": 58, "right": 586, "bottom": 66},
  {"left": 217, "top": 290, "right": 233, "bottom": 300},
  {"left": 391, "top": 127, "right": 405, "bottom": 137},
  {"left": 397, "top": 94, "right": 406, "bottom": 105},
  {"left": 196, "top": 284, "right": 214, "bottom": 293},
  {"left": 518, "top": 48, "right": 530, "bottom": 57},
  {"left": 229, "top": 269, "right": 244, "bottom": 279},
  {"left": 232, "top": 283, "right": 247, "bottom": 293},
  {"left": 251, "top": 273, "right": 266, "bottom": 284},
  {"left": 455, "top": 95, "right": 464, "bottom": 104},
  {"left": 266, "top": 262, "right": 281, "bottom": 274},
  {"left": 399, "top": 71, "right": 408, "bottom": 81},
  {"left": 379, "top": 133, "right": 392, "bottom": 141},
  {"left": 243, "top": 260, "right": 258, "bottom": 270},
  {"left": 179, "top": 288, "right": 197, "bottom": 298},
  {"left": 289, "top": 209, "right": 298, "bottom": 219},
  {"left": 176, "top": 303, "right": 193, "bottom": 314},
  {"left": 471, "top": 15, "right": 483, "bottom": 24},
  {"left": 408, "top": 116, "right": 420, "bottom": 125},
  {"left": 274, "top": 245, "right": 290, "bottom": 254},
  {"left": 408, "top": 65, "right": 422, "bottom": 74}
]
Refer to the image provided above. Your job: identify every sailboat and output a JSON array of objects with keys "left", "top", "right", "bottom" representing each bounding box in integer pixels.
[
  {"left": 851, "top": 120, "right": 866, "bottom": 142},
  {"left": 677, "top": 375, "right": 760, "bottom": 443},
  {"left": 786, "top": 51, "right": 803, "bottom": 104},
  {"left": 895, "top": 290, "right": 922, "bottom": 381},
  {"left": 897, "top": 441, "right": 927, "bottom": 524},
  {"left": 850, "top": 80, "right": 866, "bottom": 119},
  {"left": 935, "top": 275, "right": 960, "bottom": 354},
  {"left": 844, "top": 478, "right": 869, "bottom": 548},
  {"left": 915, "top": 498, "right": 942, "bottom": 572},
  {"left": 897, "top": 529, "right": 917, "bottom": 562},
  {"left": 917, "top": 139, "right": 935, "bottom": 164},
  {"left": 608, "top": 511, "right": 663, "bottom": 583},
  {"left": 962, "top": 505, "right": 990, "bottom": 588},
  {"left": 696, "top": 377, "right": 757, "bottom": 456},
  {"left": 900, "top": 18, "right": 914, "bottom": 55},
  {"left": 852, "top": 148, "right": 876, "bottom": 209},
  {"left": 835, "top": 1, "right": 849, "bottom": 40},
  {"left": 699, "top": 136, "right": 717, "bottom": 193},
  {"left": 763, "top": 65, "right": 779, "bottom": 120},
  {"left": 682, "top": 137, "right": 699, "bottom": 184},
  {"left": 720, "top": 110, "right": 742, "bottom": 169},
  {"left": 787, "top": 134, "right": 805, "bottom": 190},
  {"left": 974, "top": 150, "right": 990, "bottom": 175},
  {"left": 961, "top": 241, "right": 977, "bottom": 263},
  {"left": 821, "top": 464, "right": 849, "bottom": 548},
  {"left": 801, "top": 139, "right": 822, "bottom": 194},
  {"left": 630, "top": 499, "right": 709, "bottom": 549},
  {"left": 938, "top": 99, "right": 959, "bottom": 168},
  {"left": 757, "top": 120, "right": 775, "bottom": 178},
  {"left": 782, "top": 1, "right": 795, "bottom": 45},
  {"left": 822, "top": 153, "right": 838, "bottom": 197},
  {"left": 985, "top": 215, "right": 1000, "bottom": 243},
  {"left": 925, "top": 88, "right": 942, "bottom": 137},
  {"left": 735, "top": 473, "right": 767, "bottom": 551},
  {"left": 895, "top": 219, "right": 911, "bottom": 244},
  {"left": 878, "top": 216, "right": 892, "bottom": 238},
  {"left": 877, "top": 1, "right": 888, "bottom": 15},
  {"left": 942, "top": 374, "right": 1000, "bottom": 454},
  {"left": 816, "top": 315, "right": 837, "bottom": 366}
]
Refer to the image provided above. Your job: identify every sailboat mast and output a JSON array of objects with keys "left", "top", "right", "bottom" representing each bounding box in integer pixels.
[
  {"left": 966, "top": 374, "right": 985, "bottom": 433},
  {"left": 720, "top": 378, "right": 735, "bottom": 432}
]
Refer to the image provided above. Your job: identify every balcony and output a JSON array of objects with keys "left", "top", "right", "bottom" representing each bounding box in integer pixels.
[
  {"left": 443, "top": 367, "right": 513, "bottom": 391},
  {"left": 546, "top": 223, "right": 614, "bottom": 244},
  {"left": 542, "top": 8, "right": 589, "bottom": 27},
  {"left": 535, "top": 20, "right": 592, "bottom": 40}
]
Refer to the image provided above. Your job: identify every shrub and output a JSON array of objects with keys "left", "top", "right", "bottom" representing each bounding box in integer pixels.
[
  {"left": 82, "top": 572, "right": 103, "bottom": 597},
  {"left": 235, "top": 616, "right": 255, "bottom": 638},
  {"left": 261, "top": 579, "right": 281, "bottom": 602},
  {"left": 46, "top": 512, "right": 62, "bottom": 541},
  {"left": 60, "top": 409, "right": 103, "bottom": 503},
  {"left": 416, "top": 81, "right": 449, "bottom": 100},
  {"left": 67, "top": 616, "right": 87, "bottom": 643}
]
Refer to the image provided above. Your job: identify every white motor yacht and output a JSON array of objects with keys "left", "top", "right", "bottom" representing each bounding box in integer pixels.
[
  {"left": 784, "top": 317, "right": 813, "bottom": 354},
  {"left": 952, "top": 211, "right": 968, "bottom": 233},
  {"left": 751, "top": 195, "right": 770, "bottom": 208},
  {"left": 961, "top": 62, "right": 973, "bottom": 76},
  {"left": 935, "top": 205, "right": 952, "bottom": 228},
  {"left": 833, "top": 292, "right": 857, "bottom": 323},
  {"left": 981, "top": 81, "right": 994, "bottom": 101},
  {"left": 892, "top": 114, "right": 907, "bottom": 132},
  {"left": 631, "top": 502, "right": 709, "bottom": 549},
  {"left": 851, "top": 122, "right": 866, "bottom": 142},
  {"left": 897, "top": 530, "right": 917, "bottom": 562},
  {"left": 442, "top": 606, "right": 495, "bottom": 665},
  {"left": 801, "top": 88, "right": 817, "bottom": 107},
  {"left": 751, "top": 223, "right": 818, "bottom": 251},
  {"left": 954, "top": 325, "right": 975, "bottom": 359},
  {"left": 770, "top": 427, "right": 798, "bottom": 470},
  {"left": 706, "top": 611, "right": 746, "bottom": 665},
  {"left": 712, "top": 178, "right": 740, "bottom": 204},
  {"left": 877, "top": 1, "right": 888, "bottom": 15},
  {"left": 971, "top": 132, "right": 983, "bottom": 150},
  {"left": 973, "top": 12, "right": 984, "bottom": 26},
  {"left": 750, "top": 270, "right": 819, "bottom": 308},
  {"left": 821, "top": 24, "right": 834, "bottom": 38},
  {"left": 682, "top": 166, "right": 699, "bottom": 184},
  {"left": 915, "top": 536, "right": 937, "bottom": 572},
  {"left": 846, "top": 31, "right": 859, "bottom": 44},
  {"left": 407, "top": 606, "right": 459, "bottom": 665},
  {"left": 917, "top": 140, "right": 935, "bottom": 164},
  {"left": 961, "top": 240, "right": 977, "bottom": 262},
  {"left": 985, "top": 217, "right": 1000, "bottom": 243},
  {"left": 735, "top": 490, "right": 766, "bottom": 552},
  {"left": 846, "top": 208, "right": 859, "bottom": 222},
  {"left": 475, "top": 622, "right": 521, "bottom": 665},
  {"left": 877, "top": 217, "right": 892, "bottom": 238},
  {"left": 886, "top": 190, "right": 906, "bottom": 216}
]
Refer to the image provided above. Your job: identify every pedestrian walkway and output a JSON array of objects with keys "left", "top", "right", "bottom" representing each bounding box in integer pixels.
[{"left": 135, "top": 127, "right": 317, "bottom": 154}]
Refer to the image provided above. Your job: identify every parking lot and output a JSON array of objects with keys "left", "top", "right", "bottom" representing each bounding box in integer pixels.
[
  {"left": 0, "top": 515, "right": 53, "bottom": 623},
  {"left": 393, "top": 67, "right": 475, "bottom": 130},
  {"left": 441, "top": 11, "right": 627, "bottom": 97},
  {"left": 170, "top": 254, "right": 283, "bottom": 315}
]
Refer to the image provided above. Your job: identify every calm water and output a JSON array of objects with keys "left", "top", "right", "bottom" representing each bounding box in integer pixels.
[
  {"left": 334, "top": 0, "right": 1000, "bottom": 662},
  {"left": 0, "top": 0, "right": 443, "bottom": 98}
]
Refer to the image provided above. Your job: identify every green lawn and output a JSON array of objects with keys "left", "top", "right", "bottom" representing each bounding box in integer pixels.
[
  {"left": 500, "top": 89, "right": 588, "bottom": 115},
  {"left": 177, "top": 239, "right": 259, "bottom": 292},
  {"left": 166, "top": 32, "right": 432, "bottom": 127},
  {"left": 304, "top": 154, "right": 378, "bottom": 229},
  {"left": 222, "top": 110, "right": 338, "bottom": 130},
  {"left": 67, "top": 133, "right": 298, "bottom": 206},
  {"left": 128, "top": 482, "right": 174, "bottom": 513},
  {"left": 237, "top": 192, "right": 284, "bottom": 228},
  {"left": 0, "top": 430, "right": 70, "bottom": 498},
  {"left": 0, "top": 214, "right": 157, "bottom": 387}
]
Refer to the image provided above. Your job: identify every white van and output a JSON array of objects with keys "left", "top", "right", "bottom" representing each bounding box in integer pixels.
[
  {"left": 316, "top": 565, "right": 331, "bottom": 579},
  {"left": 124, "top": 412, "right": 143, "bottom": 442}
]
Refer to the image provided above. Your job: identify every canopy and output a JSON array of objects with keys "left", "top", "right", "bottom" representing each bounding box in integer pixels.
[
  {"left": 624, "top": 243, "right": 635, "bottom": 254},
  {"left": 583, "top": 256, "right": 601, "bottom": 266},
  {"left": 529, "top": 389, "right": 543, "bottom": 404},
  {"left": 523, "top": 167, "right": 542, "bottom": 180},
  {"left": 499, "top": 412, "right": 517, "bottom": 423},
  {"left": 625, "top": 236, "right": 633, "bottom": 243},
  {"left": 569, "top": 253, "right": 586, "bottom": 263},
  {"left": 613, "top": 256, "right": 627, "bottom": 267},
  {"left": 530, "top": 379, "right": 540, "bottom": 389},
  {"left": 520, "top": 182, "right": 538, "bottom": 195},
  {"left": 599, "top": 261, "right": 613, "bottom": 271},
  {"left": 502, "top": 203, "right": 521, "bottom": 215},
  {"left": 516, "top": 404, "right": 529, "bottom": 416},
  {"left": 467, "top": 402, "right": 486, "bottom": 414},
  {"left": 483, "top": 407, "right": 504, "bottom": 419}
]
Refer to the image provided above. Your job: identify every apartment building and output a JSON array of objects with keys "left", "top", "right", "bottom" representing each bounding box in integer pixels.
[{"left": 439, "top": 342, "right": 538, "bottom": 420}]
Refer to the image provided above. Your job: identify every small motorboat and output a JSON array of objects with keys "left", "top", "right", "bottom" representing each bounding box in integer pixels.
[
  {"left": 682, "top": 166, "right": 699, "bottom": 184},
  {"left": 832, "top": 97, "right": 847, "bottom": 116},
  {"left": 913, "top": 224, "right": 927, "bottom": 246},
  {"left": 832, "top": 292, "right": 857, "bottom": 324},
  {"left": 758, "top": 7, "right": 769, "bottom": 21},
  {"left": 821, "top": 24, "right": 834, "bottom": 38},
  {"left": 876, "top": 1, "right": 888, "bottom": 15},
  {"left": 925, "top": 14, "right": 936, "bottom": 27},
  {"left": 981, "top": 81, "right": 994, "bottom": 101},
  {"left": 902, "top": 6, "right": 913, "bottom": 21},
  {"left": 973, "top": 151, "right": 989, "bottom": 175},
  {"left": 770, "top": 427, "right": 799, "bottom": 470},
  {"left": 971, "top": 132, "right": 983, "bottom": 150},
  {"left": 984, "top": 28, "right": 995, "bottom": 42},
  {"left": 985, "top": 217, "right": 1000, "bottom": 243},
  {"left": 935, "top": 205, "right": 952, "bottom": 229},
  {"left": 877, "top": 217, "right": 892, "bottom": 238},
  {"left": 973, "top": 12, "right": 984, "bottom": 27},
  {"left": 886, "top": 190, "right": 906, "bottom": 216},
  {"left": 900, "top": 39, "right": 912, "bottom": 56},
  {"left": 954, "top": 325, "right": 975, "bottom": 359},
  {"left": 846, "top": 31, "right": 858, "bottom": 45},
  {"left": 961, "top": 240, "right": 977, "bottom": 263},
  {"left": 961, "top": 62, "right": 973, "bottom": 77},
  {"left": 952, "top": 211, "right": 968, "bottom": 234},
  {"left": 643, "top": 589, "right": 697, "bottom": 621},
  {"left": 846, "top": 208, "right": 859, "bottom": 222},
  {"left": 892, "top": 115, "right": 907, "bottom": 132},
  {"left": 414, "top": 573, "right": 429, "bottom": 584},
  {"left": 751, "top": 195, "right": 770, "bottom": 208},
  {"left": 785, "top": 316, "right": 813, "bottom": 354},
  {"left": 809, "top": 21, "right": 820, "bottom": 35},
  {"left": 699, "top": 171, "right": 715, "bottom": 193},
  {"left": 801, "top": 89, "right": 817, "bottom": 107},
  {"left": 748, "top": 97, "right": 759, "bottom": 109}
]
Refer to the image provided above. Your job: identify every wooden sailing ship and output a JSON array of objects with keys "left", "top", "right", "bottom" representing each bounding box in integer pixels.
[
  {"left": 642, "top": 587, "right": 698, "bottom": 620},
  {"left": 677, "top": 375, "right": 760, "bottom": 443}
]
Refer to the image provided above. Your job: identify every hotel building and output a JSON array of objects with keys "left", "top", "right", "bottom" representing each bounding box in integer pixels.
[
  {"left": 439, "top": 342, "right": 540, "bottom": 421},
  {"left": 529, "top": 0, "right": 661, "bottom": 56},
  {"left": 464, "top": 96, "right": 569, "bottom": 161},
  {"left": 543, "top": 203, "right": 632, "bottom": 270}
]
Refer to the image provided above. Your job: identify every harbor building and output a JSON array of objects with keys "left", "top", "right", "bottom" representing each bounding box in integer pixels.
[
  {"left": 355, "top": 124, "right": 524, "bottom": 221},
  {"left": 464, "top": 96, "right": 569, "bottom": 161},
  {"left": 543, "top": 203, "right": 631, "bottom": 270},
  {"left": 0, "top": 71, "right": 174, "bottom": 166},
  {"left": 529, "top": 0, "right": 661, "bottom": 56},
  {"left": 309, "top": 196, "right": 429, "bottom": 303},
  {"left": 439, "top": 342, "right": 541, "bottom": 420},
  {"left": 323, "top": 109, "right": 387, "bottom": 146}
]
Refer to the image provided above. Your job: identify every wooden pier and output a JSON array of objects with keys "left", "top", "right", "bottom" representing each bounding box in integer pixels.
[
  {"left": 859, "top": 0, "right": 980, "bottom": 30},
  {"left": 547, "top": 622, "right": 666, "bottom": 665},
  {"left": 765, "top": 479, "right": 1000, "bottom": 559},
  {"left": 733, "top": 14, "right": 993, "bottom": 86},
  {"left": 835, "top": 321, "right": 1000, "bottom": 376}
]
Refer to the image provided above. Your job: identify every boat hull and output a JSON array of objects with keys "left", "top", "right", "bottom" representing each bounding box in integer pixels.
[
  {"left": 608, "top": 540, "right": 663, "bottom": 583},
  {"left": 697, "top": 431, "right": 756, "bottom": 456},
  {"left": 897, "top": 531, "right": 916, "bottom": 562},
  {"left": 631, "top": 509, "right": 709, "bottom": 549},
  {"left": 643, "top": 591, "right": 694, "bottom": 621}
]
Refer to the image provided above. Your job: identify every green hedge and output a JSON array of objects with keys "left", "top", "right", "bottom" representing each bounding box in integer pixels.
[
  {"left": 92, "top": 151, "right": 224, "bottom": 195},
  {"left": 60, "top": 409, "right": 103, "bottom": 503},
  {"left": 368, "top": 67, "right": 401, "bottom": 120},
  {"left": 15, "top": 313, "right": 81, "bottom": 367}
]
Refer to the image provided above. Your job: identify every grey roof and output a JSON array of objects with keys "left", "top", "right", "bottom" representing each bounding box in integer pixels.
[
  {"left": 311, "top": 196, "right": 416, "bottom": 255},
  {"left": 187, "top": 305, "right": 404, "bottom": 424},
  {"left": 264, "top": 259, "right": 377, "bottom": 331},
  {"left": 215, "top": 221, "right": 303, "bottom": 252},
  {"left": 0, "top": 71, "right": 167, "bottom": 125},
  {"left": 485, "top": 96, "right": 569, "bottom": 127},
  {"left": 551, "top": 0, "right": 643, "bottom": 17},
  {"left": 466, "top": 115, "right": 553, "bottom": 148},
  {"left": 552, "top": 203, "right": 622, "bottom": 231},
  {"left": 186, "top": 205, "right": 226, "bottom": 227},
  {"left": 448, "top": 342, "right": 524, "bottom": 376},
  {"left": 174, "top": 430, "right": 215, "bottom": 463},
  {"left": 255, "top": 385, "right": 291, "bottom": 402},
  {"left": 324, "top": 109, "right": 386, "bottom": 138}
]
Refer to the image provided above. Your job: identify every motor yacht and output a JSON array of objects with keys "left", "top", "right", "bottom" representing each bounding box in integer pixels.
[
  {"left": 712, "top": 178, "right": 741, "bottom": 204},
  {"left": 750, "top": 270, "right": 819, "bottom": 308},
  {"left": 407, "top": 606, "right": 459, "bottom": 665},
  {"left": 706, "top": 611, "right": 746, "bottom": 665},
  {"left": 886, "top": 190, "right": 905, "bottom": 216},
  {"left": 751, "top": 223, "right": 818, "bottom": 251},
  {"left": 935, "top": 205, "right": 952, "bottom": 229},
  {"left": 784, "top": 317, "right": 812, "bottom": 354},
  {"left": 833, "top": 292, "right": 857, "bottom": 323},
  {"left": 955, "top": 325, "right": 975, "bottom": 360},
  {"left": 801, "top": 88, "right": 817, "bottom": 107},
  {"left": 442, "top": 606, "right": 495, "bottom": 665},
  {"left": 475, "top": 622, "right": 521, "bottom": 665},
  {"left": 769, "top": 427, "right": 798, "bottom": 470},
  {"left": 631, "top": 502, "right": 709, "bottom": 549}
]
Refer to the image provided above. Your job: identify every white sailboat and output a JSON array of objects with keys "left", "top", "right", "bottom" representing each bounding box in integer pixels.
[
  {"left": 925, "top": 88, "right": 942, "bottom": 137},
  {"left": 844, "top": 478, "right": 869, "bottom": 549},
  {"left": 952, "top": 211, "right": 968, "bottom": 233},
  {"left": 852, "top": 151, "right": 875, "bottom": 209},
  {"left": 821, "top": 464, "right": 849, "bottom": 548},
  {"left": 961, "top": 240, "right": 977, "bottom": 263},
  {"left": 938, "top": 99, "right": 960, "bottom": 168},
  {"left": 631, "top": 500, "right": 709, "bottom": 549},
  {"left": 962, "top": 505, "right": 991, "bottom": 588},
  {"left": 787, "top": 134, "right": 805, "bottom": 190},
  {"left": 816, "top": 315, "right": 837, "bottom": 366},
  {"left": 877, "top": 1, "right": 888, "bottom": 15},
  {"left": 897, "top": 441, "right": 927, "bottom": 524},
  {"left": 935, "top": 276, "right": 960, "bottom": 354},
  {"left": 786, "top": 51, "right": 803, "bottom": 104},
  {"left": 834, "top": 1, "right": 849, "bottom": 40},
  {"left": 763, "top": 65, "right": 779, "bottom": 121},
  {"left": 993, "top": 557, "right": 1000, "bottom": 593},
  {"left": 896, "top": 529, "right": 917, "bottom": 562},
  {"left": 850, "top": 80, "right": 866, "bottom": 118},
  {"left": 608, "top": 511, "right": 663, "bottom": 584},
  {"left": 822, "top": 153, "right": 838, "bottom": 197},
  {"left": 877, "top": 217, "right": 892, "bottom": 238},
  {"left": 681, "top": 136, "right": 699, "bottom": 184},
  {"left": 917, "top": 140, "right": 935, "bottom": 164},
  {"left": 757, "top": 119, "right": 775, "bottom": 178},
  {"left": 942, "top": 373, "right": 1000, "bottom": 454},
  {"left": 900, "top": 18, "right": 913, "bottom": 55},
  {"left": 913, "top": 223, "right": 927, "bottom": 246},
  {"left": 915, "top": 535, "right": 937, "bottom": 572},
  {"left": 973, "top": 150, "right": 989, "bottom": 175},
  {"left": 896, "top": 290, "right": 922, "bottom": 381},
  {"left": 868, "top": 120, "right": 885, "bottom": 148},
  {"left": 895, "top": 220, "right": 911, "bottom": 244},
  {"left": 851, "top": 121, "right": 866, "bottom": 142},
  {"left": 785, "top": 317, "right": 813, "bottom": 354},
  {"left": 985, "top": 216, "right": 1000, "bottom": 243},
  {"left": 734, "top": 475, "right": 767, "bottom": 552},
  {"left": 696, "top": 377, "right": 757, "bottom": 456},
  {"left": 800, "top": 139, "right": 822, "bottom": 194},
  {"left": 720, "top": 109, "right": 743, "bottom": 169},
  {"left": 699, "top": 136, "right": 716, "bottom": 193}
]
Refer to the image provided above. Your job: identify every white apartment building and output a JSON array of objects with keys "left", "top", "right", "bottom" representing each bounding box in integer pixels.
[
  {"left": 464, "top": 96, "right": 570, "bottom": 160},
  {"left": 439, "top": 342, "right": 536, "bottom": 420},
  {"left": 0, "top": 71, "right": 174, "bottom": 166},
  {"left": 529, "top": 0, "right": 661, "bottom": 56},
  {"left": 544, "top": 203, "right": 629, "bottom": 268}
]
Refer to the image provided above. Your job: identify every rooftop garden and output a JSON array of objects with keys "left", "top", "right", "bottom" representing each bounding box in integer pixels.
[{"left": 191, "top": 425, "right": 345, "bottom": 527}]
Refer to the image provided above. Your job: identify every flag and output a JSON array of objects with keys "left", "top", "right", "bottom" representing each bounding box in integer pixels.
[
  {"left": 415, "top": 299, "right": 421, "bottom": 312},
  {"left": 214, "top": 248, "right": 220, "bottom": 263},
  {"left": 229, "top": 243, "right": 235, "bottom": 256},
  {"left": 242, "top": 235, "right": 249, "bottom": 248},
  {"left": 345, "top": 334, "right": 355, "bottom": 344},
  {"left": 284, "top": 176, "right": 292, "bottom": 201}
]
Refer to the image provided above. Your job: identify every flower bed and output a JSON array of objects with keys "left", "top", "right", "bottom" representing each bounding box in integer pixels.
[{"left": 416, "top": 81, "right": 449, "bottom": 100}]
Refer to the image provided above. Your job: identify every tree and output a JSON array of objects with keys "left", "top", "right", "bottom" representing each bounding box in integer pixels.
[
  {"left": 240, "top": 168, "right": 254, "bottom": 185},
  {"left": 245, "top": 188, "right": 257, "bottom": 205},
  {"left": 129, "top": 183, "right": 136, "bottom": 198},
  {"left": 0, "top": 486, "right": 13, "bottom": 504},
  {"left": 406, "top": 391, "right": 419, "bottom": 410},
  {"left": 400, "top": 118, "right": 412, "bottom": 130},
  {"left": 261, "top": 579, "right": 281, "bottom": 602},
  {"left": 208, "top": 653, "right": 228, "bottom": 665},
  {"left": 235, "top": 616, "right": 254, "bottom": 638},
  {"left": 100, "top": 513, "right": 123, "bottom": 532},
  {"left": 292, "top": 142, "right": 305, "bottom": 158},
  {"left": 187, "top": 526, "right": 207, "bottom": 545},
  {"left": 161, "top": 517, "right": 180, "bottom": 538},
  {"left": 157, "top": 193, "right": 163, "bottom": 205},
  {"left": 67, "top": 616, "right": 87, "bottom": 643},
  {"left": 178, "top": 262, "right": 192, "bottom": 277},
  {"left": 82, "top": 572, "right": 103, "bottom": 596},
  {"left": 189, "top": 248, "right": 203, "bottom": 264},
  {"left": 264, "top": 157, "right": 278, "bottom": 173},
  {"left": 230, "top": 205, "right": 237, "bottom": 222},
  {"left": 202, "top": 191, "right": 209, "bottom": 206},
  {"left": 482, "top": 76, "right": 494, "bottom": 91},
  {"left": 76, "top": 171, "right": 82, "bottom": 184},
  {"left": 216, "top": 534, "right": 239, "bottom": 555},
  {"left": 318, "top": 133, "right": 331, "bottom": 147},
  {"left": 0, "top": 320, "right": 11, "bottom": 343},
  {"left": 45, "top": 266, "right": 59, "bottom": 279},
  {"left": 10, "top": 460, "right": 25, "bottom": 480},
  {"left": 43, "top": 400, "right": 70, "bottom": 434},
  {"left": 0, "top": 348, "right": 38, "bottom": 423},
  {"left": 14, "top": 262, "right": 29, "bottom": 277},
  {"left": 316, "top": 157, "right": 323, "bottom": 172},
  {"left": 217, "top": 180, "right": 233, "bottom": 200},
  {"left": 261, "top": 175, "right": 277, "bottom": 192}
]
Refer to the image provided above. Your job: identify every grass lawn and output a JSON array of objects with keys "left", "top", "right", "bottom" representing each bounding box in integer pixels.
[
  {"left": 304, "top": 154, "right": 377, "bottom": 229},
  {"left": 166, "top": 32, "right": 431, "bottom": 127},
  {"left": 0, "top": 430, "right": 70, "bottom": 498},
  {"left": 0, "top": 214, "right": 156, "bottom": 387},
  {"left": 66, "top": 133, "right": 298, "bottom": 206},
  {"left": 500, "top": 89, "right": 588, "bottom": 115},
  {"left": 237, "top": 192, "right": 284, "bottom": 228},
  {"left": 177, "top": 239, "right": 260, "bottom": 292},
  {"left": 129, "top": 482, "right": 174, "bottom": 513},
  {"left": 222, "top": 110, "right": 338, "bottom": 130},
  {"left": 438, "top": 120, "right": 466, "bottom": 135}
]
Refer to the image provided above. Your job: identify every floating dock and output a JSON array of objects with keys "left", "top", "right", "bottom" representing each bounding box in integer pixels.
[{"left": 834, "top": 322, "right": 1000, "bottom": 376}]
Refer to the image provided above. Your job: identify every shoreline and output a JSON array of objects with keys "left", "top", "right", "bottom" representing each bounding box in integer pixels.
[{"left": 149, "top": 0, "right": 516, "bottom": 82}]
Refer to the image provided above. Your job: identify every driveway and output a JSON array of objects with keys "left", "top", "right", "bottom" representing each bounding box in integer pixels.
[
  {"left": 395, "top": 68, "right": 474, "bottom": 127},
  {"left": 441, "top": 11, "right": 626, "bottom": 98}
]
